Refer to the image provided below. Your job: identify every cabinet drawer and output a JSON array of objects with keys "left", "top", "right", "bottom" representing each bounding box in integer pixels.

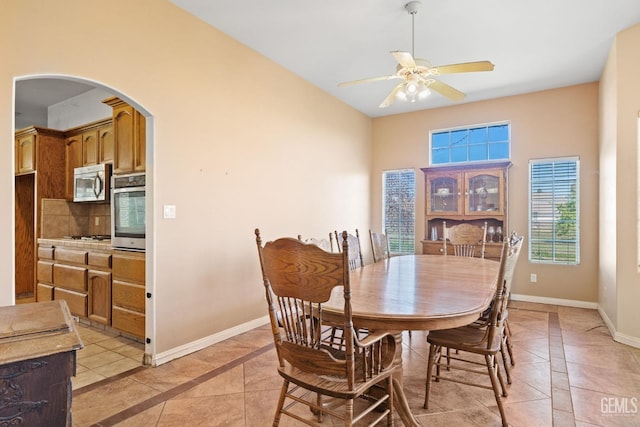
[
  {"left": 55, "top": 248, "right": 88, "bottom": 264},
  {"left": 38, "top": 246, "right": 54, "bottom": 260},
  {"left": 112, "top": 306, "right": 145, "bottom": 338},
  {"left": 112, "top": 254, "right": 145, "bottom": 283},
  {"left": 112, "top": 280, "right": 145, "bottom": 312},
  {"left": 88, "top": 252, "right": 111, "bottom": 268},
  {"left": 53, "top": 264, "right": 87, "bottom": 291},
  {"left": 54, "top": 287, "right": 87, "bottom": 317},
  {"left": 37, "top": 261, "right": 54, "bottom": 283},
  {"left": 37, "top": 283, "right": 54, "bottom": 302}
]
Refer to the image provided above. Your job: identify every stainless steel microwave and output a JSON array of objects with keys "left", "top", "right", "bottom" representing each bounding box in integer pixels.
[{"left": 73, "top": 164, "right": 111, "bottom": 203}]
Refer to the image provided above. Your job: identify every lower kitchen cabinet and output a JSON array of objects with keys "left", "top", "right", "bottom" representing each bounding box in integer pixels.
[
  {"left": 36, "top": 240, "right": 144, "bottom": 338},
  {"left": 88, "top": 270, "right": 111, "bottom": 325},
  {"left": 112, "top": 251, "right": 145, "bottom": 339}
]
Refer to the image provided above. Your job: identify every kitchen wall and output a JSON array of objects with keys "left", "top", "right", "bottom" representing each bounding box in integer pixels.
[
  {"left": 0, "top": 0, "right": 372, "bottom": 361},
  {"left": 372, "top": 83, "right": 600, "bottom": 304},
  {"left": 40, "top": 199, "right": 111, "bottom": 238}
]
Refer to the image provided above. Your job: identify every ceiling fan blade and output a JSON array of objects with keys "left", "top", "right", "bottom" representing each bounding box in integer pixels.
[
  {"left": 338, "top": 74, "right": 400, "bottom": 87},
  {"left": 391, "top": 51, "right": 416, "bottom": 69},
  {"left": 379, "top": 82, "right": 405, "bottom": 108},
  {"left": 431, "top": 61, "right": 495, "bottom": 75},
  {"left": 428, "top": 79, "right": 466, "bottom": 101}
]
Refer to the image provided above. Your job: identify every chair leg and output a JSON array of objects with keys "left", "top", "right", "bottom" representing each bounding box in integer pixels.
[
  {"left": 485, "top": 355, "right": 509, "bottom": 427},
  {"left": 424, "top": 344, "right": 439, "bottom": 409},
  {"left": 505, "top": 319, "right": 515, "bottom": 366},
  {"left": 273, "top": 380, "right": 289, "bottom": 427},
  {"left": 500, "top": 339, "right": 512, "bottom": 384}
]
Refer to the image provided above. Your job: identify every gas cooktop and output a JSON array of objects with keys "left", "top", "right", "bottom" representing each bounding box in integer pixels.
[{"left": 63, "top": 235, "right": 111, "bottom": 241}]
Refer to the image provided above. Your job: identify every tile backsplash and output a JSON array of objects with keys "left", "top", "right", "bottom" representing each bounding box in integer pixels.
[{"left": 40, "top": 198, "right": 111, "bottom": 238}]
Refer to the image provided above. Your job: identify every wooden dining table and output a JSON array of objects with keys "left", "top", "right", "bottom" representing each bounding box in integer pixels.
[{"left": 323, "top": 254, "right": 501, "bottom": 427}]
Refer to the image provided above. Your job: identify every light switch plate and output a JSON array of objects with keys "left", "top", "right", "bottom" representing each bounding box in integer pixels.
[{"left": 163, "top": 205, "right": 176, "bottom": 219}]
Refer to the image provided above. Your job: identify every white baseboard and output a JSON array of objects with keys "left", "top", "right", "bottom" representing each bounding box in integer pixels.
[
  {"left": 510, "top": 293, "right": 598, "bottom": 309},
  {"left": 152, "top": 315, "right": 270, "bottom": 366},
  {"left": 597, "top": 306, "right": 640, "bottom": 349}
]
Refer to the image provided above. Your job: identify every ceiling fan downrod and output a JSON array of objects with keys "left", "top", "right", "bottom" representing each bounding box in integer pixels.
[{"left": 405, "top": 1, "right": 421, "bottom": 58}]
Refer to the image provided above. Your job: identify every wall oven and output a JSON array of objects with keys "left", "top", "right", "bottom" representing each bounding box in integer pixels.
[{"left": 111, "top": 173, "right": 146, "bottom": 251}]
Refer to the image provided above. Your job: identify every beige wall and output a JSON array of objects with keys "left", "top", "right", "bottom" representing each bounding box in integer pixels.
[
  {"left": 599, "top": 23, "right": 640, "bottom": 342},
  {"left": 0, "top": 0, "right": 372, "bottom": 357},
  {"left": 372, "top": 83, "right": 600, "bottom": 303}
]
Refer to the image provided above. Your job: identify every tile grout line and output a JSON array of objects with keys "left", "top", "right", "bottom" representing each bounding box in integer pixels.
[
  {"left": 548, "top": 311, "right": 576, "bottom": 426},
  {"left": 88, "top": 342, "right": 274, "bottom": 426}
]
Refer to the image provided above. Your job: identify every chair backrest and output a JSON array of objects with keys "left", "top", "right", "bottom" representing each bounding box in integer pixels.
[
  {"left": 443, "top": 221, "right": 487, "bottom": 258},
  {"left": 332, "top": 229, "right": 364, "bottom": 270},
  {"left": 369, "top": 230, "right": 391, "bottom": 263},
  {"left": 483, "top": 233, "right": 524, "bottom": 348},
  {"left": 255, "top": 229, "right": 357, "bottom": 388}
]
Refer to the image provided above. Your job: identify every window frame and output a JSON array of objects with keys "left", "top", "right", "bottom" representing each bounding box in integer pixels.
[
  {"left": 429, "top": 121, "right": 511, "bottom": 166},
  {"left": 528, "top": 156, "right": 580, "bottom": 265},
  {"left": 382, "top": 168, "right": 416, "bottom": 255}
]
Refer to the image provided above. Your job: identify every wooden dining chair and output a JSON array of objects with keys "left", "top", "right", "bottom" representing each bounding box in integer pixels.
[
  {"left": 423, "top": 234, "right": 524, "bottom": 427},
  {"left": 255, "top": 229, "right": 397, "bottom": 426},
  {"left": 369, "top": 230, "right": 391, "bottom": 263},
  {"left": 443, "top": 221, "right": 488, "bottom": 258},
  {"left": 332, "top": 229, "right": 364, "bottom": 270}
]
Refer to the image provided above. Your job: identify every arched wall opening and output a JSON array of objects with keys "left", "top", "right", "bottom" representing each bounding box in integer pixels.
[{"left": 12, "top": 74, "right": 156, "bottom": 363}]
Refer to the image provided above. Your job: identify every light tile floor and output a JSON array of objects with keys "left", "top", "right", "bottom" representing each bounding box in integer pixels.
[
  {"left": 71, "top": 301, "right": 640, "bottom": 426},
  {"left": 73, "top": 323, "right": 145, "bottom": 390}
]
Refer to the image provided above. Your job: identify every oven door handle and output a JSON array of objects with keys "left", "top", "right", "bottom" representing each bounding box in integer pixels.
[{"left": 93, "top": 173, "right": 103, "bottom": 198}]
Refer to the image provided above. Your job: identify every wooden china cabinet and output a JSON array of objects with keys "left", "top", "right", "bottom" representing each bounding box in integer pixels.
[{"left": 421, "top": 161, "right": 511, "bottom": 260}]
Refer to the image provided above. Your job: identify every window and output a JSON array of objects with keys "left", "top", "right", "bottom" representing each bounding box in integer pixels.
[
  {"left": 431, "top": 122, "right": 510, "bottom": 165},
  {"left": 382, "top": 169, "right": 415, "bottom": 254},
  {"left": 529, "top": 157, "right": 580, "bottom": 264}
]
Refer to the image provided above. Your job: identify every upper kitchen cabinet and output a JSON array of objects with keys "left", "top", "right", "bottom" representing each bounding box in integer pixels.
[
  {"left": 421, "top": 161, "right": 511, "bottom": 260},
  {"left": 103, "top": 97, "right": 145, "bottom": 175},
  {"left": 63, "top": 118, "right": 114, "bottom": 200},
  {"left": 15, "top": 127, "right": 65, "bottom": 176}
]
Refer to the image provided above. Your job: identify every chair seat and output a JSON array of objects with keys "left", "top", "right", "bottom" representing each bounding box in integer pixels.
[
  {"left": 427, "top": 324, "right": 503, "bottom": 355},
  {"left": 278, "top": 364, "right": 394, "bottom": 400}
]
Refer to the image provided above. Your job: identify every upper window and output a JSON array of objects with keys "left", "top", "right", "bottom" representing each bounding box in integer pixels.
[
  {"left": 430, "top": 122, "right": 510, "bottom": 165},
  {"left": 382, "top": 169, "right": 415, "bottom": 254},
  {"left": 529, "top": 157, "right": 580, "bottom": 265}
]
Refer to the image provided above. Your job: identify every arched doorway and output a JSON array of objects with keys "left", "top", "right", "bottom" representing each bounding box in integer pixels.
[{"left": 14, "top": 75, "right": 155, "bottom": 380}]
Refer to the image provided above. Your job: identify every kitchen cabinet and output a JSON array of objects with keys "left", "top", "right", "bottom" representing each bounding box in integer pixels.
[
  {"left": 421, "top": 161, "right": 511, "bottom": 260},
  {"left": 64, "top": 118, "right": 113, "bottom": 200},
  {"left": 0, "top": 301, "right": 82, "bottom": 427},
  {"left": 103, "top": 97, "right": 145, "bottom": 175},
  {"left": 64, "top": 134, "right": 83, "bottom": 200},
  {"left": 112, "top": 251, "right": 145, "bottom": 339},
  {"left": 14, "top": 127, "right": 66, "bottom": 298},
  {"left": 37, "top": 242, "right": 112, "bottom": 325}
]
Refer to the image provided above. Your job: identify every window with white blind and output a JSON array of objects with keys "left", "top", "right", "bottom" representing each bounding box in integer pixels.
[
  {"left": 382, "top": 169, "right": 415, "bottom": 254},
  {"left": 529, "top": 157, "right": 580, "bottom": 264}
]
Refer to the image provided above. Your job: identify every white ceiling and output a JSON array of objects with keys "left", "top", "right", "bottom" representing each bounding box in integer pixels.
[
  {"left": 14, "top": 1, "right": 640, "bottom": 124},
  {"left": 169, "top": 0, "right": 640, "bottom": 117}
]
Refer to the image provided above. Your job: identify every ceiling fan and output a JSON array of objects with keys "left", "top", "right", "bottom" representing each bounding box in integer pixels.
[{"left": 338, "top": 1, "right": 495, "bottom": 108}]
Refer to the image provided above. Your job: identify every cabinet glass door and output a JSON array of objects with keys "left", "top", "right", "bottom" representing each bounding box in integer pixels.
[
  {"left": 466, "top": 172, "right": 502, "bottom": 215},
  {"left": 427, "top": 175, "right": 461, "bottom": 214}
]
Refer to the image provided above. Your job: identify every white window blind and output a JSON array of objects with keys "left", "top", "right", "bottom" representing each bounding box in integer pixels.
[
  {"left": 382, "top": 169, "right": 415, "bottom": 254},
  {"left": 529, "top": 157, "right": 580, "bottom": 264}
]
